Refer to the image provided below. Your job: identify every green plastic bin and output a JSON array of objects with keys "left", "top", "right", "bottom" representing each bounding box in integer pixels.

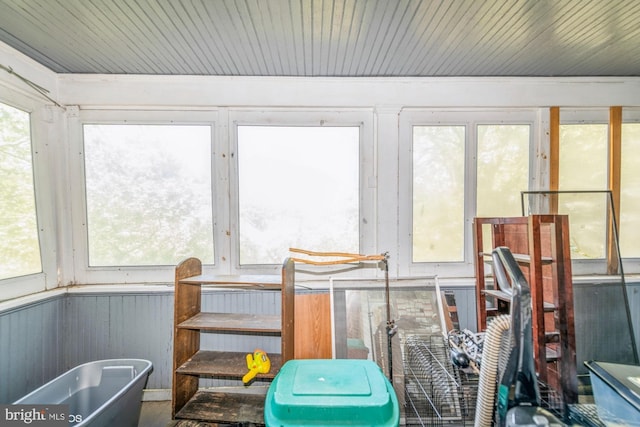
[{"left": 264, "top": 359, "right": 399, "bottom": 427}]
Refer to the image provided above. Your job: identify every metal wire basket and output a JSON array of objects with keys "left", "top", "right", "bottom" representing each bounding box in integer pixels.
[{"left": 403, "top": 334, "right": 478, "bottom": 426}]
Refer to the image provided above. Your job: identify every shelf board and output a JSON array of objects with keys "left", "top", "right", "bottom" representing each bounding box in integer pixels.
[
  {"left": 179, "top": 274, "right": 282, "bottom": 289},
  {"left": 176, "top": 350, "right": 282, "bottom": 379},
  {"left": 482, "top": 290, "right": 556, "bottom": 312},
  {"left": 178, "top": 312, "right": 282, "bottom": 333},
  {"left": 545, "top": 331, "right": 560, "bottom": 343},
  {"left": 546, "top": 346, "right": 560, "bottom": 362},
  {"left": 482, "top": 289, "right": 511, "bottom": 301},
  {"left": 175, "top": 389, "right": 267, "bottom": 425},
  {"left": 482, "top": 253, "right": 553, "bottom": 264}
]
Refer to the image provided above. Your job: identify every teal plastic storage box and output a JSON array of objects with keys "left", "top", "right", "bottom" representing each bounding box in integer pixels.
[
  {"left": 585, "top": 361, "right": 640, "bottom": 426},
  {"left": 264, "top": 359, "right": 399, "bottom": 427}
]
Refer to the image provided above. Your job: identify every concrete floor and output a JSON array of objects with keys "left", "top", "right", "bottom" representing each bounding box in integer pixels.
[{"left": 138, "top": 400, "right": 172, "bottom": 427}]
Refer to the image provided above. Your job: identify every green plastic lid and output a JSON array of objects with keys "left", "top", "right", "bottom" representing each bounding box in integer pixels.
[{"left": 265, "top": 359, "right": 399, "bottom": 427}]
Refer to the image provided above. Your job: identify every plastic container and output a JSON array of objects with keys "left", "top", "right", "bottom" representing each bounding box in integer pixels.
[
  {"left": 585, "top": 360, "right": 640, "bottom": 426},
  {"left": 264, "top": 359, "right": 399, "bottom": 426},
  {"left": 14, "top": 359, "right": 153, "bottom": 427}
]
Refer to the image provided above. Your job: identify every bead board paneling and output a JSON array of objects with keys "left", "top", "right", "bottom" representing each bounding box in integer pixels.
[
  {"left": 573, "top": 282, "right": 639, "bottom": 375},
  {"left": 1, "top": 282, "right": 636, "bottom": 401},
  {"left": 0, "top": 296, "right": 65, "bottom": 403},
  {"left": 63, "top": 291, "right": 175, "bottom": 390}
]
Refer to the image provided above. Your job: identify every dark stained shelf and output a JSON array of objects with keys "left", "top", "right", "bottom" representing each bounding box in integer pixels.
[
  {"left": 176, "top": 350, "right": 282, "bottom": 379},
  {"left": 178, "top": 312, "right": 282, "bottom": 333},
  {"left": 179, "top": 274, "right": 282, "bottom": 289},
  {"left": 175, "top": 389, "right": 267, "bottom": 425}
]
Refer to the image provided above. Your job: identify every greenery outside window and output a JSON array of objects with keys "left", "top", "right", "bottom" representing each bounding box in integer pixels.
[
  {"left": 0, "top": 102, "right": 41, "bottom": 280},
  {"left": 83, "top": 124, "right": 214, "bottom": 267}
]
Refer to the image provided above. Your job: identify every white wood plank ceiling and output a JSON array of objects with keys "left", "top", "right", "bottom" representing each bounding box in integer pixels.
[{"left": 1, "top": 0, "right": 639, "bottom": 77}]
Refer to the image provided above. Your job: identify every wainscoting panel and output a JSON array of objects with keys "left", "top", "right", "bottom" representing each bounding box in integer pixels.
[
  {"left": 0, "top": 296, "right": 65, "bottom": 403},
  {"left": 1, "top": 282, "right": 636, "bottom": 403}
]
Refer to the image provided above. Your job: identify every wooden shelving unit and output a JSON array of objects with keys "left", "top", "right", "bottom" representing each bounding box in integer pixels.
[
  {"left": 171, "top": 257, "right": 295, "bottom": 425},
  {"left": 473, "top": 215, "right": 578, "bottom": 406}
]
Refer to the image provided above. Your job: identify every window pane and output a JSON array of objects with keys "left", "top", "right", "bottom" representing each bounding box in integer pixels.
[
  {"left": 412, "top": 126, "right": 465, "bottom": 263},
  {"left": 477, "top": 124, "right": 530, "bottom": 217},
  {"left": 0, "top": 103, "right": 41, "bottom": 279},
  {"left": 620, "top": 123, "right": 640, "bottom": 257},
  {"left": 84, "top": 124, "right": 213, "bottom": 266},
  {"left": 559, "top": 124, "right": 608, "bottom": 258},
  {"left": 238, "top": 126, "right": 359, "bottom": 265}
]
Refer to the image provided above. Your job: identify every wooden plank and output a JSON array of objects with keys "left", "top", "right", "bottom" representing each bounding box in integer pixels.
[
  {"left": 528, "top": 215, "right": 549, "bottom": 381},
  {"left": 608, "top": 106, "right": 622, "bottom": 275},
  {"left": 294, "top": 293, "right": 332, "bottom": 359},
  {"left": 178, "top": 312, "right": 282, "bottom": 333},
  {"left": 473, "top": 218, "right": 488, "bottom": 331},
  {"left": 175, "top": 390, "right": 266, "bottom": 425},
  {"left": 550, "top": 214, "right": 578, "bottom": 404},
  {"left": 177, "top": 350, "right": 282, "bottom": 379}
]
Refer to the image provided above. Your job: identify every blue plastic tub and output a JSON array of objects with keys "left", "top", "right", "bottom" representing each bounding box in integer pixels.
[
  {"left": 14, "top": 359, "right": 153, "bottom": 427},
  {"left": 585, "top": 360, "right": 640, "bottom": 426},
  {"left": 265, "top": 359, "right": 399, "bottom": 427}
]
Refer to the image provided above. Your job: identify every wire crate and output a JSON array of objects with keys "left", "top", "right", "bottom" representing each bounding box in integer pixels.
[{"left": 404, "top": 335, "right": 478, "bottom": 426}]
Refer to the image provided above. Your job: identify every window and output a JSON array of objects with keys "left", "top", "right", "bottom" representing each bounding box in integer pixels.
[
  {"left": 237, "top": 125, "right": 360, "bottom": 265},
  {"left": 74, "top": 110, "right": 370, "bottom": 280},
  {"left": 83, "top": 124, "right": 214, "bottom": 267},
  {"left": 559, "top": 122, "right": 608, "bottom": 259},
  {"left": 620, "top": 123, "right": 640, "bottom": 258},
  {"left": 476, "top": 124, "right": 530, "bottom": 217},
  {"left": 412, "top": 125, "right": 465, "bottom": 263},
  {"left": 0, "top": 102, "right": 41, "bottom": 280}
]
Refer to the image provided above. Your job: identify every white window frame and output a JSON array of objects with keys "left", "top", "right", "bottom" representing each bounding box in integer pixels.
[
  {"left": 0, "top": 89, "right": 58, "bottom": 300},
  {"left": 68, "top": 109, "right": 219, "bottom": 284},
  {"left": 398, "top": 109, "right": 540, "bottom": 279},
  {"left": 227, "top": 109, "right": 376, "bottom": 277}
]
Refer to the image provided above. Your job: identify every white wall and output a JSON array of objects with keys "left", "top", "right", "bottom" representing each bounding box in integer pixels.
[
  {"left": 3, "top": 41, "right": 640, "bottom": 295},
  {"left": 58, "top": 74, "right": 640, "bottom": 108}
]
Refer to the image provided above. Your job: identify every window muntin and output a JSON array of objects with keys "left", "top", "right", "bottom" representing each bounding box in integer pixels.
[
  {"left": 476, "top": 124, "right": 530, "bottom": 217},
  {"left": 83, "top": 124, "right": 214, "bottom": 266},
  {"left": 559, "top": 123, "right": 608, "bottom": 259},
  {"left": 237, "top": 125, "right": 359, "bottom": 265},
  {"left": 620, "top": 123, "right": 640, "bottom": 258},
  {"left": 412, "top": 125, "right": 465, "bottom": 263},
  {"left": 0, "top": 102, "right": 41, "bottom": 280}
]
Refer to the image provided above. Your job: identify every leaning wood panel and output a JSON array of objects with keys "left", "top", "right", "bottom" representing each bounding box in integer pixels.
[
  {"left": 294, "top": 293, "right": 332, "bottom": 359},
  {"left": 281, "top": 258, "right": 295, "bottom": 362}
]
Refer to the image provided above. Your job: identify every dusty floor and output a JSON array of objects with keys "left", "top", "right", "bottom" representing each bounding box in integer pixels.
[{"left": 139, "top": 400, "right": 173, "bottom": 427}]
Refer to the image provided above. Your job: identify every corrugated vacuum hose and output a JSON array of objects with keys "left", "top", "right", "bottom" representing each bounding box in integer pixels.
[{"left": 474, "top": 314, "right": 512, "bottom": 427}]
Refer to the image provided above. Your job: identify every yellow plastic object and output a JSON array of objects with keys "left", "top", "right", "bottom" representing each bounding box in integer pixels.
[{"left": 243, "top": 349, "right": 271, "bottom": 384}]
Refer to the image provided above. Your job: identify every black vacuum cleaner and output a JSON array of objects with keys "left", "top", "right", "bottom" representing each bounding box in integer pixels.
[{"left": 491, "top": 247, "right": 566, "bottom": 427}]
